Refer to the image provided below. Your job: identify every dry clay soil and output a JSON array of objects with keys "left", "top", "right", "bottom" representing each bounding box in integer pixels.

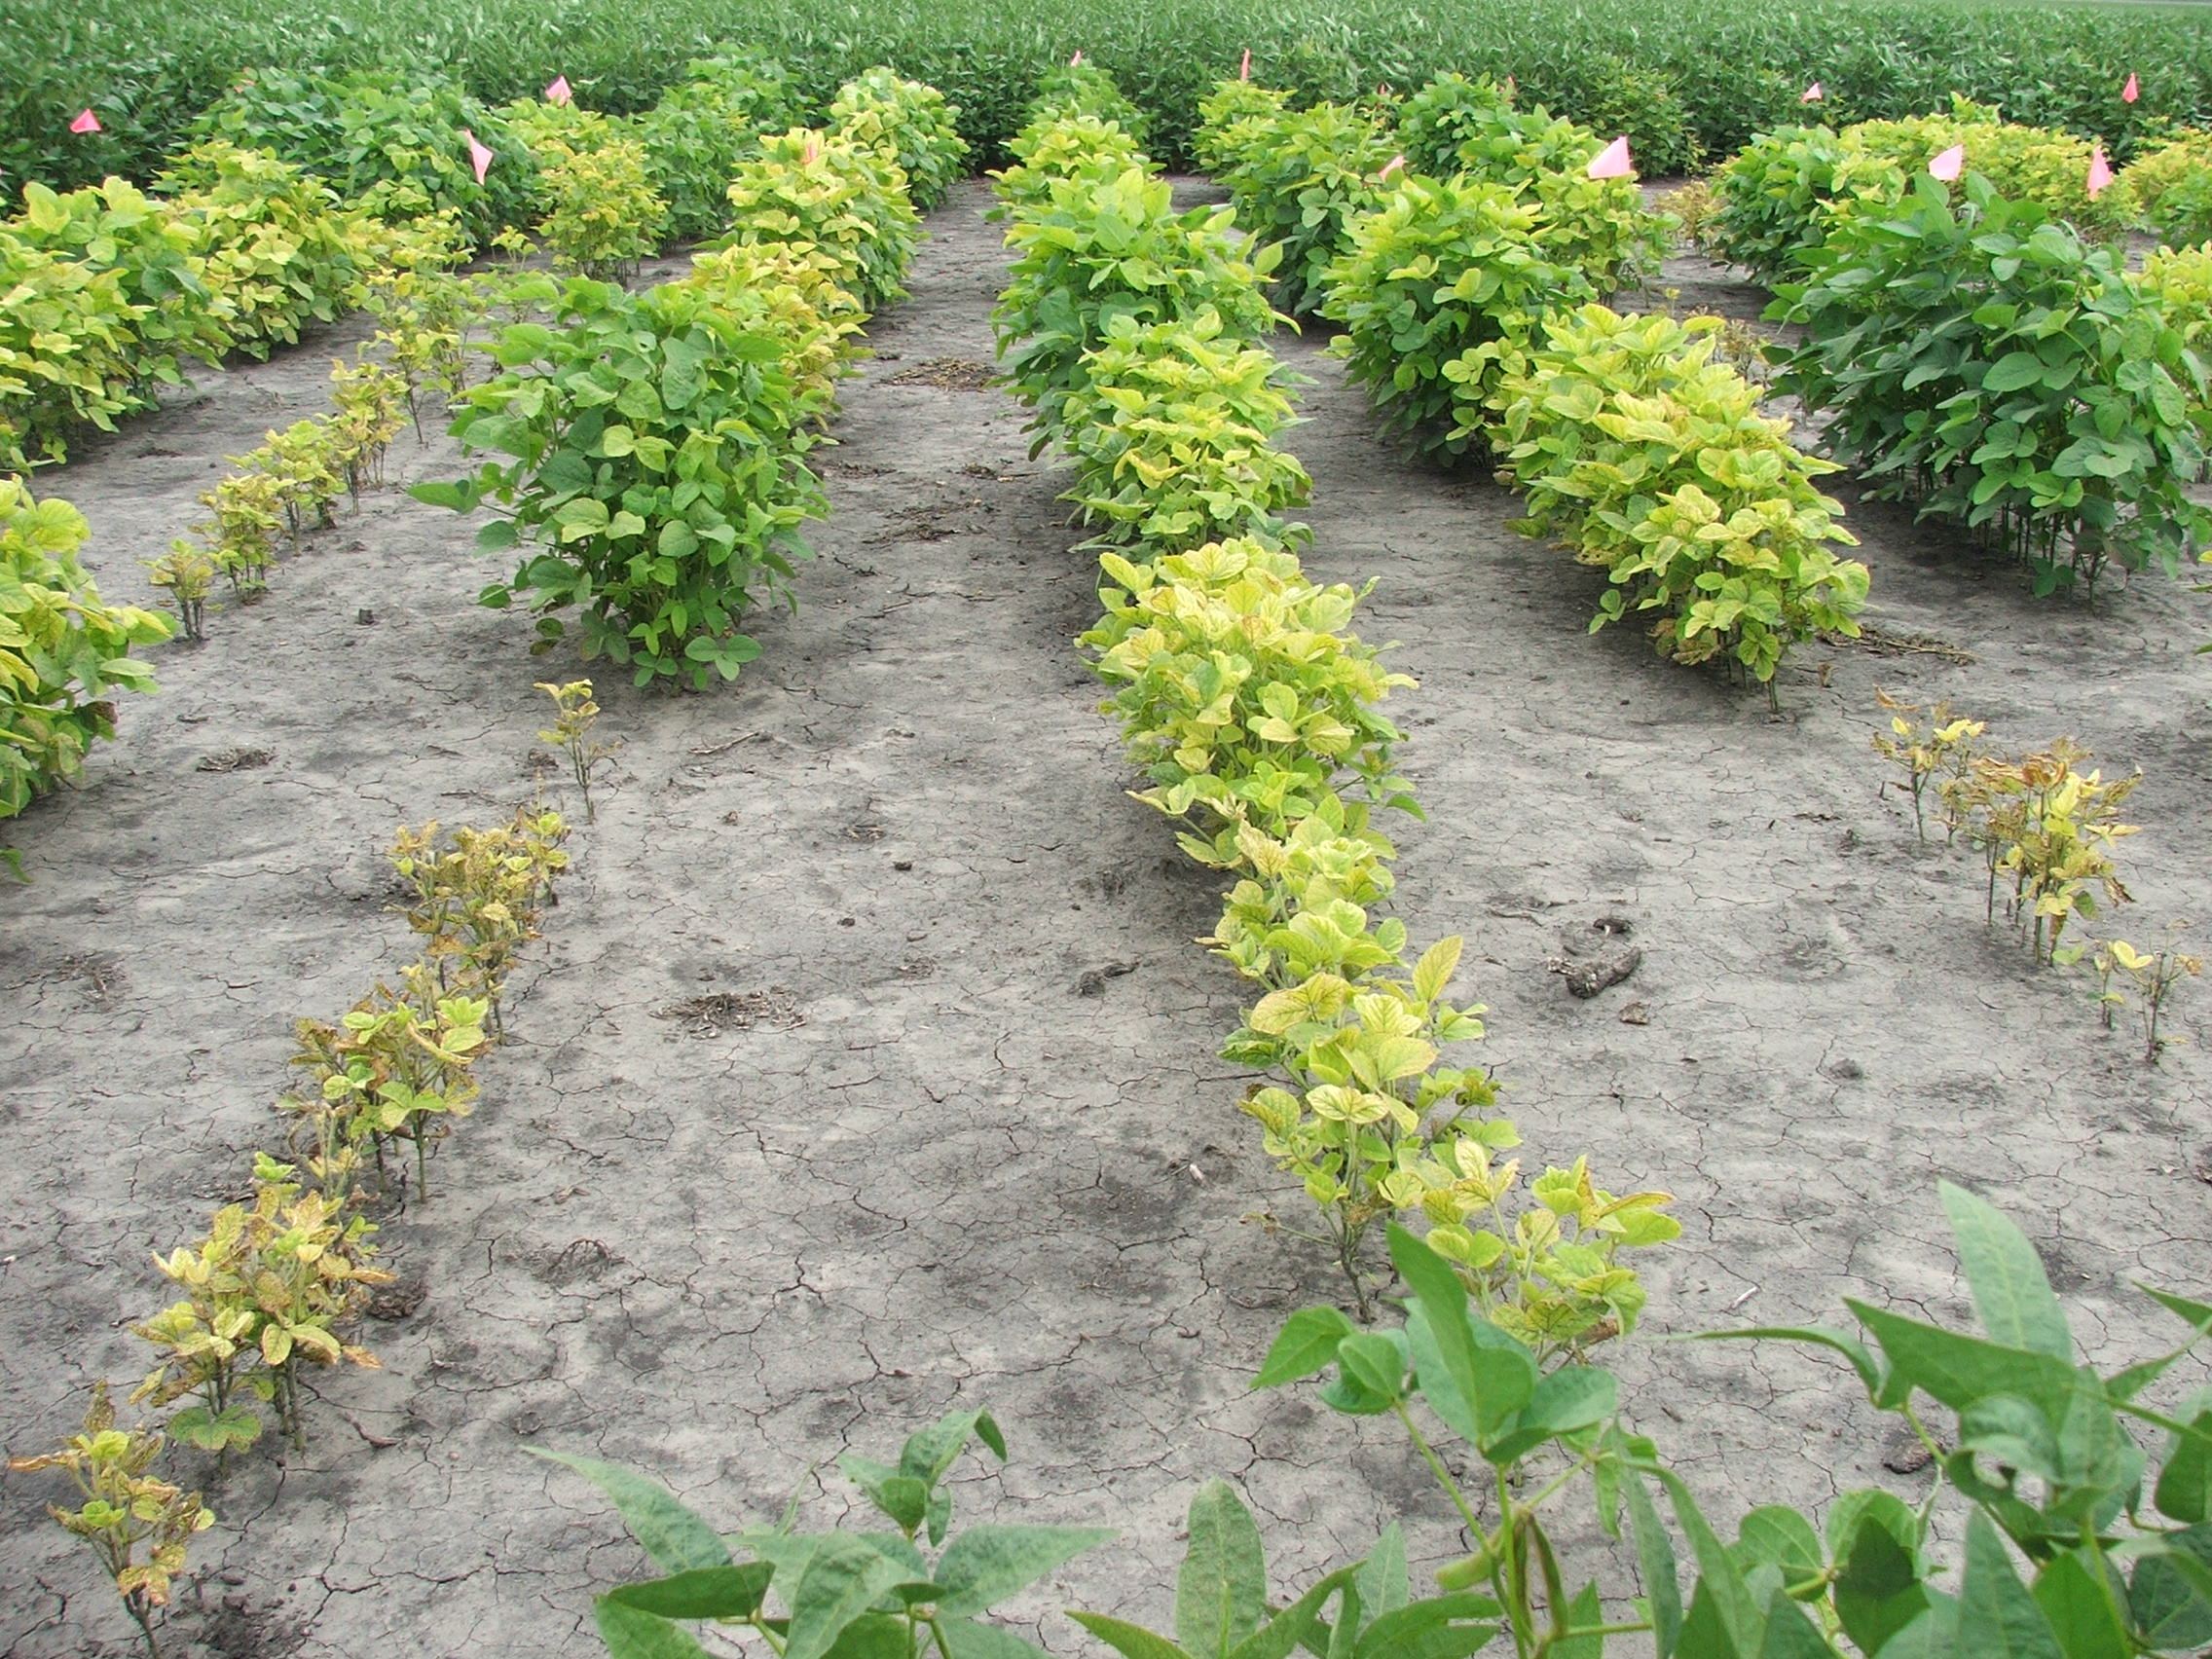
[{"left": 4, "top": 180, "right": 2211, "bottom": 1658}]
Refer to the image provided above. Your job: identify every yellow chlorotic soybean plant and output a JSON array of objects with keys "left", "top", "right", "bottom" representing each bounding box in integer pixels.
[
  {"left": 1869, "top": 685, "right": 1986, "bottom": 844},
  {"left": 6, "top": 1384, "right": 214, "bottom": 1659},
  {"left": 536, "top": 680, "right": 620, "bottom": 822},
  {"left": 2094, "top": 938, "right": 2203, "bottom": 1063},
  {"left": 1004, "top": 83, "right": 1677, "bottom": 1337},
  {"left": 134, "top": 1155, "right": 392, "bottom": 1455}
]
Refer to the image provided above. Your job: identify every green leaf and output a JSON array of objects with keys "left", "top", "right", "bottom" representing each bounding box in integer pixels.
[
  {"left": 1178, "top": 1482, "right": 1270, "bottom": 1659},
  {"left": 1847, "top": 1302, "right": 2079, "bottom": 1420},
  {"left": 823, "top": 1614, "right": 914, "bottom": 1659},
  {"left": 2156, "top": 1395, "right": 2212, "bottom": 1524},
  {"left": 783, "top": 1535, "right": 907, "bottom": 1659},
  {"left": 2129, "top": 1524, "right": 2212, "bottom": 1649},
  {"left": 1832, "top": 1511, "right": 1929, "bottom": 1657},
  {"left": 593, "top": 1599, "right": 716, "bottom": 1659},
  {"left": 1938, "top": 1181, "right": 2072, "bottom": 1361},
  {"left": 1226, "top": 1567, "right": 1359, "bottom": 1659},
  {"left": 837, "top": 1456, "right": 930, "bottom": 1535},
  {"left": 1658, "top": 1472, "right": 1764, "bottom": 1658},
  {"left": 932, "top": 1526, "right": 1116, "bottom": 1618},
  {"left": 2030, "top": 1549, "right": 2131, "bottom": 1659},
  {"left": 1984, "top": 351, "right": 2047, "bottom": 393},
  {"left": 1352, "top": 1593, "right": 1501, "bottom": 1659},
  {"left": 604, "top": 1565, "right": 775, "bottom": 1620},
  {"left": 1734, "top": 1508, "right": 1823, "bottom": 1599},
  {"left": 1484, "top": 1366, "right": 1617, "bottom": 1462},
  {"left": 1626, "top": 1474, "right": 1683, "bottom": 1658},
  {"left": 1958, "top": 1513, "right": 2062, "bottom": 1658},
  {"left": 1388, "top": 1224, "right": 1534, "bottom": 1451},
  {"left": 530, "top": 1450, "right": 733, "bottom": 1573},
  {"left": 937, "top": 1620, "right": 1055, "bottom": 1659},
  {"left": 1255, "top": 1308, "right": 1358, "bottom": 1387},
  {"left": 1353, "top": 1524, "right": 1408, "bottom": 1625},
  {"left": 1336, "top": 1334, "right": 1408, "bottom": 1406},
  {"left": 475, "top": 517, "right": 521, "bottom": 552},
  {"left": 1069, "top": 1611, "right": 1198, "bottom": 1659}
]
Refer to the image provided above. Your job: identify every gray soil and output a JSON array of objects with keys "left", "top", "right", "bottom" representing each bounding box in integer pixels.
[{"left": 4, "top": 177, "right": 2210, "bottom": 1657}]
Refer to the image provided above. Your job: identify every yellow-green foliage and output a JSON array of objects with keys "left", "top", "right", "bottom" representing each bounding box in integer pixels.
[
  {"left": 725, "top": 129, "right": 919, "bottom": 312},
  {"left": 829, "top": 67, "right": 969, "bottom": 212},
  {"left": 1829, "top": 100, "right": 2137, "bottom": 242},
  {"left": 2135, "top": 241, "right": 2212, "bottom": 366},
  {"left": 2123, "top": 130, "right": 2212, "bottom": 248},
  {"left": 681, "top": 240, "right": 864, "bottom": 423},
  {"left": 535, "top": 130, "right": 668, "bottom": 280},
  {"left": 0, "top": 482, "right": 171, "bottom": 825}
]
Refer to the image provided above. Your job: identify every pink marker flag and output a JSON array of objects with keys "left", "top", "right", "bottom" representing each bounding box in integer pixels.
[
  {"left": 2086, "top": 143, "right": 2115, "bottom": 200},
  {"left": 1801, "top": 82, "right": 1824, "bottom": 103},
  {"left": 1587, "top": 135, "right": 1634, "bottom": 179},
  {"left": 803, "top": 132, "right": 823, "bottom": 166},
  {"left": 69, "top": 108, "right": 101, "bottom": 134},
  {"left": 545, "top": 74, "right": 572, "bottom": 105},
  {"left": 1239, "top": 49, "right": 1251, "bottom": 81},
  {"left": 464, "top": 128, "right": 494, "bottom": 185},
  {"left": 1928, "top": 143, "right": 1965, "bottom": 181},
  {"left": 1070, "top": 51, "right": 1084, "bottom": 67},
  {"left": 2123, "top": 73, "right": 2140, "bottom": 104},
  {"left": 1378, "top": 153, "right": 1406, "bottom": 182}
]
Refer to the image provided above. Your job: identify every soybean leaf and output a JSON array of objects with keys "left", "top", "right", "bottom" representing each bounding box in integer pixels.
[
  {"left": 1847, "top": 1302, "right": 2079, "bottom": 1420},
  {"left": 530, "top": 1450, "right": 732, "bottom": 1573},
  {"left": 1071, "top": 1611, "right": 1198, "bottom": 1659},
  {"left": 1335, "top": 1334, "right": 1408, "bottom": 1406},
  {"left": 783, "top": 1535, "right": 907, "bottom": 1659},
  {"left": 1353, "top": 1524, "right": 1408, "bottom": 1624},
  {"left": 1958, "top": 1513, "right": 2062, "bottom": 1658},
  {"left": 1482, "top": 1366, "right": 1617, "bottom": 1463},
  {"left": 1178, "top": 1482, "right": 1270, "bottom": 1659},
  {"left": 1352, "top": 1593, "right": 1501, "bottom": 1659},
  {"left": 1832, "top": 1512, "right": 1930, "bottom": 1657},
  {"left": 594, "top": 1599, "right": 717, "bottom": 1659},
  {"left": 1734, "top": 1507, "right": 1824, "bottom": 1601},
  {"left": 1658, "top": 1472, "right": 1763, "bottom": 1658},
  {"left": 2156, "top": 1393, "right": 2212, "bottom": 1524},
  {"left": 932, "top": 1525, "right": 1117, "bottom": 1618},
  {"left": 604, "top": 1564, "right": 775, "bottom": 1620},
  {"left": 1625, "top": 1473, "right": 1683, "bottom": 1658},
  {"left": 1226, "top": 1567, "right": 1359, "bottom": 1659},
  {"left": 1255, "top": 1307, "right": 1360, "bottom": 1388},
  {"left": 2129, "top": 1525, "right": 2212, "bottom": 1650},
  {"left": 1389, "top": 1224, "right": 1534, "bottom": 1449},
  {"left": 2029, "top": 1548, "right": 2132, "bottom": 1659},
  {"left": 1938, "top": 1181, "right": 2072, "bottom": 1361},
  {"left": 938, "top": 1619, "right": 1054, "bottom": 1659}
]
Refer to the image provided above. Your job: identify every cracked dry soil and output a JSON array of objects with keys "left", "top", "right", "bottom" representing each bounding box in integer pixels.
[{"left": 4, "top": 179, "right": 2210, "bottom": 1657}]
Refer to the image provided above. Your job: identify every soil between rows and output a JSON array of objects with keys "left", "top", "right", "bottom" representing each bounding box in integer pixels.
[{"left": 3, "top": 179, "right": 2209, "bottom": 1657}]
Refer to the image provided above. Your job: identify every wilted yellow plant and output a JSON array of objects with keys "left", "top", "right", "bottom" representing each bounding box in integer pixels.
[
  {"left": 536, "top": 681, "right": 619, "bottom": 822},
  {"left": 1871, "top": 685, "right": 1987, "bottom": 842},
  {"left": 7, "top": 1383, "right": 214, "bottom": 1659}
]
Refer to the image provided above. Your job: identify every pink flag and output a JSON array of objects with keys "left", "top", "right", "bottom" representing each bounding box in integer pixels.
[
  {"left": 464, "top": 128, "right": 494, "bottom": 185},
  {"left": 1587, "top": 136, "right": 1634, "bottom": 180},
  {"left": 1069, "top": 51, "right": 1084, "bottom": 67},
  {"left": 1929, "top": 143, "right": 1966, "bottom": 181},
  {"left": 2122, "top": 73, "right": 2140, "bottom": 104},
  {"left": 69, "top": 108, "right": 100, "bottom": 134},
  {"left": 545, "top": 74, "right": 572, "bottom": 105},
  {"left": 802, "top": 132, "right": 823, "bottom": 166},
  {"left": 2086, "top": 143, "right": 2114, "bottom": 200},
  {"left": 1801, "top": 82, "right": 1824, "bottom": 103},
  {"left": 1239, "top": 49, "right": 1251, "bottom": 81},
  {"left": 1378, "top": 153, "right": 1406, "bottom": 182}
]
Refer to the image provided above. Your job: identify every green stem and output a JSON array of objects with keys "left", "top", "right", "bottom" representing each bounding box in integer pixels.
[{"left": 1392, "top": 1404, "right": 1487, "bottom": 1537}]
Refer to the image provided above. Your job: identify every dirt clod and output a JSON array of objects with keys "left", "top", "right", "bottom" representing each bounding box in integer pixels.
[
  {"left": 653, "top": 987, "right": 804, "bottom": 1036},
  {"left": 1074, "top": 959, "right": 1139, "bottom": 997},
  {"left": 884, "top": 357, "right": 997, "bottom": 389},
  {"left": 196, "top": 745, "right": 274, "bottom": 772}
]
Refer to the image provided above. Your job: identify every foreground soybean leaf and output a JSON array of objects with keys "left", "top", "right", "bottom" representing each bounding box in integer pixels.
[
  {"left": 1388, "top": 1224, "right": 1534, "bottom": 1449},
  {"left": 1227, "top": 1567, "right": 1359, "bottom": 1659},
  {"left": 783, "top": 1535, "right": 908, "bottom": 1659},
  {"left": 930, "top": 1524, "right": 1117, "bottom": 1618},
  {"left": 1847, "top": 1302, "right": 2079, "bottom": 1421},
  {"left": 603, "top": 1564, "right": 774, "bottom": 1619},
  {"left": 1660, "top": 1472, "right": 1765, "bottom": 1659},
  {"left": 1072, "top": 1612, "right": 1197, "bottom": 1659},
  {"left": 1625, "top": 1473, "right": 1684, "bottom": 1658},
  {"left": 2029, "top": 1548, "right": 2132, "bottom": 1659},
  {"left": 1482, "top": 1366, "right": 1617, "bottom": 1463},
  {"left": 1959, "top": 1513, "right": 2062, "bottom": 1658},
  {"left": 937, "top": 1618, "right": 1054, "bottom": 1659},
  {"left": 1254, "top": 1307, "right": 1360, "bottom": 1388},
  {"left": 1350, "top": 1591, "right": 1500, "bottom": 1659},
  {"left": 531, "top": 1449, "right": 734, "bottom": 1573},
  {"left": 2156, "top": 1391, "right": 2212, "bottom": 1524},
  {"left": 1732, "top": 1508, "right": 1825, "bottom": 1601},
  {"left": 2129, "top": 1525, "right": 2212, "bottom": 1650},
  {"left": 1831, "top": 1514, "right": 1930, "bottom": 1656},
  {"left": 1938, "top": 1181, "right": 2074, "bottom": 1362},
  {"left": 1178, "top": 1482, "right": 1270, "bottom": 1658},
  {"left": 594, "top": 1599, "right": 716, "bottom": 1659}
]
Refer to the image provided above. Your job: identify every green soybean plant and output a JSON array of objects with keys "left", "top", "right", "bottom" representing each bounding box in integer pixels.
[
  {"left": 412, "top": 273, "right": 827, "bottom": 689},
  {"left": 535, "top": 1405, "right": 1113, "bottom": 1659}
]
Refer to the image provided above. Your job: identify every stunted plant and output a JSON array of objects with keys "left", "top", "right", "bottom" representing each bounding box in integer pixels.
[
  {"left": 387, "top": 805, "right": 571, "bottom": 1012},
  {"left": 7, "top": 1384, "right": 214, "bottom": 1659},
  {"left": 536, "top": 681, "right": 619, "bottom": 822},
  {"left": 146, "top": 544, "right": 215, "bottom": 642},
  {"left": 2096, "top": 937, "right": 2203, "bottom": 1063},
  {"left": 286, "top": 966, "right": 490, "bottom": 1200},
  {"left": 134, "top": 1155, "right": 390, "bottom": 1454},
  {"left": 1870, "top": 686, "right": 1986, "bottom": 842},
  {"left": 1955, "top": 739, "right": 2139, "bottom": 965}
]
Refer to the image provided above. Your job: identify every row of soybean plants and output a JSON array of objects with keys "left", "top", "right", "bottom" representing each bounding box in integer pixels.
[
  {"left": 3, "top": 71, "right": 962, "bottom": 866},
  {"left": 521, "top": 66, "right": 2212, "bottom": 1659},
  {"left": 993, "top": 64, "right": 1680, "bottom": 1338},
  {"left": 9, "top": 727, "right": 583, "bottom": 1658},
  {"left": 1704, "top": 104, "right": 2212, "bottom": 597},
  {"left": 1196, "top": 72, "right": 1868, "bottom": 695}
]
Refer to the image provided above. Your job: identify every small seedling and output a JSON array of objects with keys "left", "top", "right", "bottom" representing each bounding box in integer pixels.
[
  {"left": 7, "top": 1383, "right": 214, "bottom": 1659},
  {"left": 1871, "top": 686, "right": 1985, "bottom": 842},
  {"left": 147, "top": 545, "right": 215, "bottom": 642},
  {"left": 536, "top": 681, "right": 619, "bottom": 822},
  {"left": 2103, "top": 937, "right": 2202, "bottom": 1062}
]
